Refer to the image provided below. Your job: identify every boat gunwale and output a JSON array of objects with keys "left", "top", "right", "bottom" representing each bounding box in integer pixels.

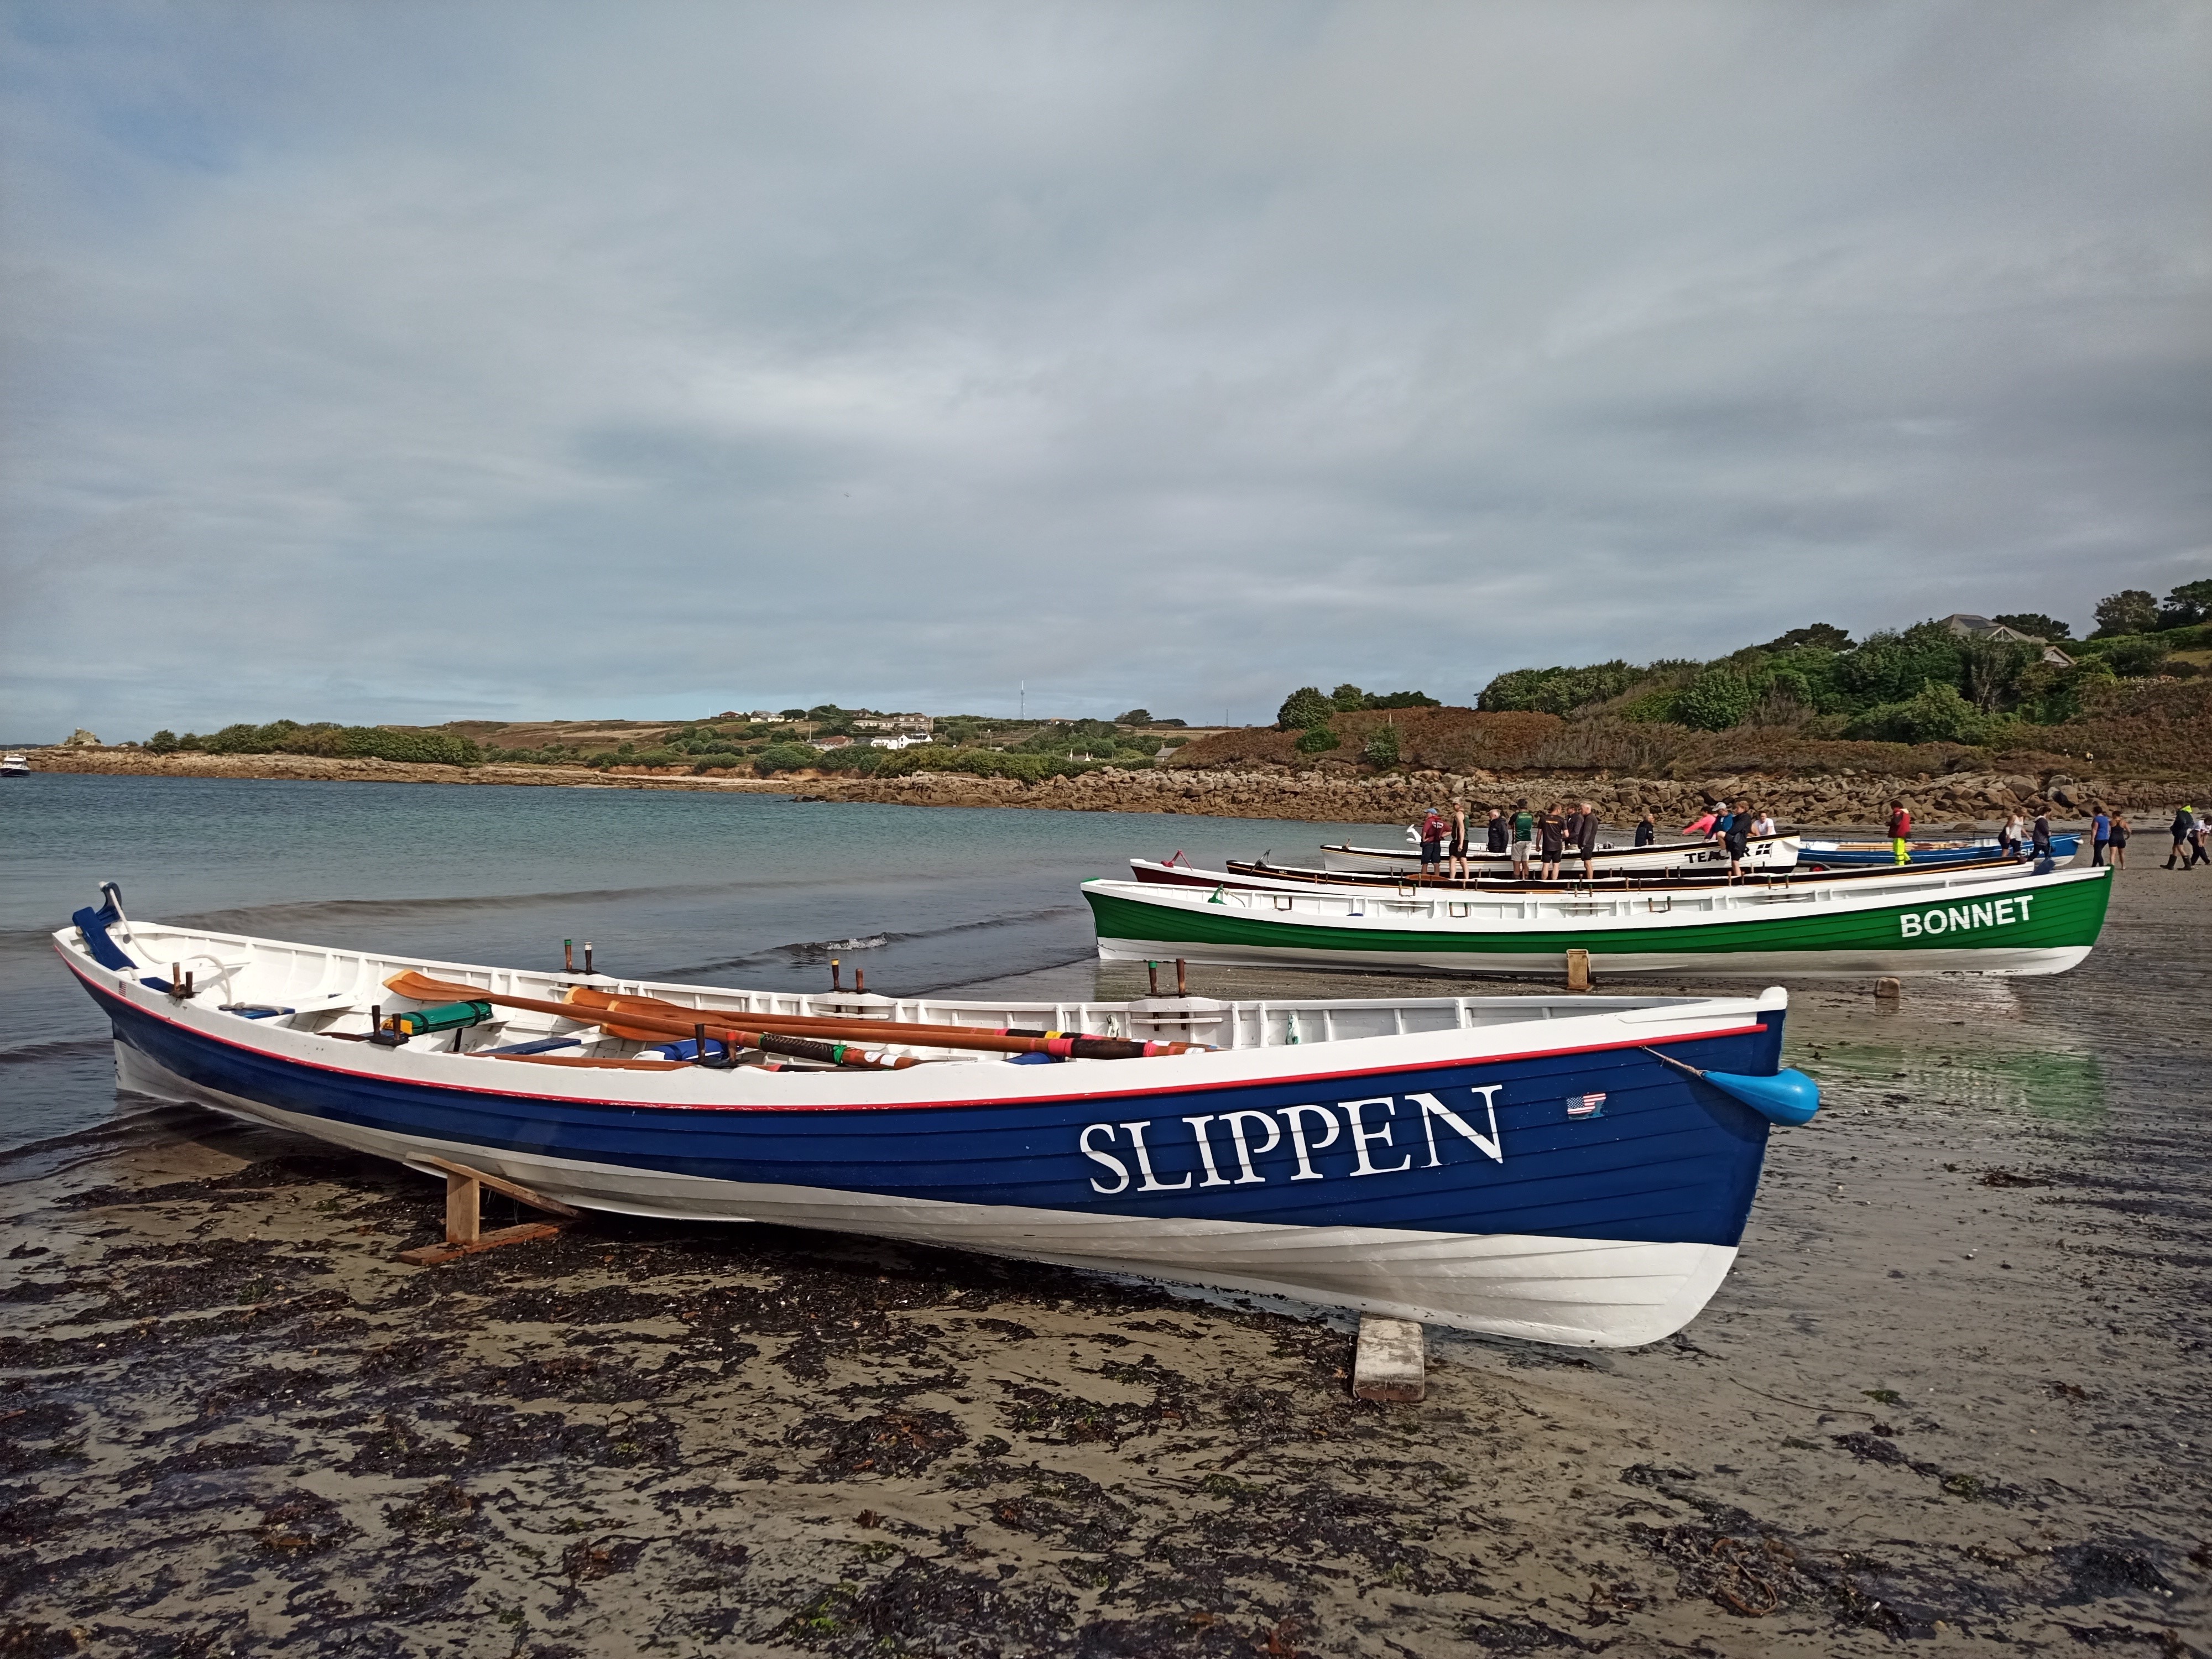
[{"left": 55, "top": 927, "right": 1778, "bottom": 1118}]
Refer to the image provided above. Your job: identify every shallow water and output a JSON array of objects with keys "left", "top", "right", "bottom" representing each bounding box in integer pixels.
[{"left": 0, "top": 771, "right": 1392, "bottom": 1149}]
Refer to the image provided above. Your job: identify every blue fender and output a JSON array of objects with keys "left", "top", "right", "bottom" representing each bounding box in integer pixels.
[{"left": 1700, "top": 1068, "right": 1821, "bottom": 1127}]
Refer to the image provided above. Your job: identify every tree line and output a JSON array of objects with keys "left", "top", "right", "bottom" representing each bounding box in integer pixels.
[{"left": 1477, "top": 580, "right": 2211, "bottom": 747}]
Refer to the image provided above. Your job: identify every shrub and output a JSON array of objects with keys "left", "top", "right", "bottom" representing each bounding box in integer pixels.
[
  {"left": 1615, "top": 688, "right": 1683, "bottom": 724},
  {"left": 145, "top": 729, "right": 179, "bottom": 754},
  {"left": 2105, "top": 635, "right": 2172, "bottom": 677},
  {"left": 1845, "top": 682, "right": 1988, "bottom": 745},
  {"left": 1293, "top": 724, "right": 1340, "bottom": 754},
  {"left": 1276, "top": 687, "right": 1334, "bottom": 731},
  {"left": 1361, "top": 724, "right": 1401, "bottom": 767},
  {"left": 1674, "top": 668, "right": 1757, "bottom": 732},
  {"left": 1479, "top": 662, "right": 1640, "bottom": 716},
  {"left": 754, "top": 742, "right": 820, "bottom": 773}
]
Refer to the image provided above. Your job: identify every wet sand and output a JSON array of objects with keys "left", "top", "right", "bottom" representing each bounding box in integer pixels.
[{"left": 1, "top": 870, "right": 2205, "bottom": 1655}]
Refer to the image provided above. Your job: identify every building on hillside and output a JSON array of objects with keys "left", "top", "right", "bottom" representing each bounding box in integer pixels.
[
  {"left": 1940, "top": 614, "right": 2074, "bottom": 667},
  {"left": 808, "top": 734, "right": 854, "bottom": 751},
  {"left": 854, "top": 714, "right": 933, "bottom": 734},
  {"left": 868, "top": 734, "right": 926, "bottom": 750}
]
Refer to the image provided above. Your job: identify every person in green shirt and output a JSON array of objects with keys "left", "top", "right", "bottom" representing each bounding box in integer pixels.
[{"left": 1510, "top": 800, "right": 1536, "bottom": 881}]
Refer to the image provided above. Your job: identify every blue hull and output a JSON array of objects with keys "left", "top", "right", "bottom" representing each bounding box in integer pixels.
[
  {"left": 1801, "top": 834, "right": 2078, "bottom": 869},
  {"left": 80, "top": 975, "right": 1783, "bottom": 1251}
]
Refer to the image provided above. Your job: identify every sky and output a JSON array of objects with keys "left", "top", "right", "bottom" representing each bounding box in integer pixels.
[{"left": 2, "top": 1, "right": 2207, "bottom": 740}]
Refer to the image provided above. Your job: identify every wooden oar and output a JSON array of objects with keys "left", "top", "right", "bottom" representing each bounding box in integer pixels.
[
  {"left": 383, "top": 971, "right": 1194, "bottom": 1061},
  {"left": 378, "top": 973, "right": 910, "bottom": 1071},
  {"left": 559, "top": 983, "right": 1197, "bottom": 1060}
]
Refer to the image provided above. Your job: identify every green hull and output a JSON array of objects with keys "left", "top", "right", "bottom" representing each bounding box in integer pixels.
[{"left": 1086, "top": 866, "right": 2112, "bottom": 980}]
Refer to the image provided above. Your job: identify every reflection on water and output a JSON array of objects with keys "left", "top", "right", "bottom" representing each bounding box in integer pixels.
[{"left": 1800, "top": 1039, "right": 2108, "bottom": 1126}]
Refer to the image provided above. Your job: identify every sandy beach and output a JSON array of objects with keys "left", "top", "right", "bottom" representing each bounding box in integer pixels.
[{"left": 1, "top": 873, "right": 2205, "bottom": 1656}]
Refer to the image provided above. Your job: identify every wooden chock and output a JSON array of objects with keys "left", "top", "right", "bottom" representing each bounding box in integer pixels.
[
  {"left": 1565, "top": 948, "right": 1592, "bottom": 993},
  {"left": 398, "top": 1155, "right": 581, "bottom": 1266},
  {"left": 1353, "top": 1315, "right": 1426, "bottom": 1403}
]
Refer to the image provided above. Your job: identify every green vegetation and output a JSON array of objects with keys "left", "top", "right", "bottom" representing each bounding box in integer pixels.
[
  {"left": 1476, "top": 581, "right": 2209, "bottom": 750},
  {"left": 152, "top": 720, "right": 480, "bottom": 767}
]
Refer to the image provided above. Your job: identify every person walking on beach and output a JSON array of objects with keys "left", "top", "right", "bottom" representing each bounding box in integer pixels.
[
  {"left": 2031, "top": 808, "right": 2054, "bottom": 862},
  {"left": 1724, "top": 801, "right": 1753, "bottom": 878},
  {"left": 1447, "top": 799, "right": 1470, "bottom": 883},
  {"left": 2110, "top": 813, "right": 2130, "bottom": 868},
  {"left": 1510, "top": 800, "right": 1536, "bottom": 881},
  {"left": 1485, "top": 806, "right": 1509, "bottom": 864},
  {"left": 1888, "top": 800, "right": 1913, "bottom": 866},
  {"left": 1537, "top": 803, "right": 1567, "bottom": 881},
  {"left": 1634, "top": 809, "right": 1657, "bottom": 847},
  {"left": 2166, "top": 805, "right": 2197, "bottom": 870},
  {"left": 2191, "top": 811, "right": 2211, "bottom": 869},
  {"left": 1417, "top": 807, "right": 1447, "bottom": 878},
  {"left": 1999, "top": 809, "right": 2025, "bottom": 858},
  {"left": 2090, "top": 806, "right": 2111, "bottom": 867},
  {"left": 1575, "top": 801, "right": 1601, "bottom": 878}
]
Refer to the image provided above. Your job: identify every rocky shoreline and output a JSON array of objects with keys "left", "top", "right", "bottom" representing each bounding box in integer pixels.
[{"left": 21, "top": 745, "right": 2202, "bottom": 829}]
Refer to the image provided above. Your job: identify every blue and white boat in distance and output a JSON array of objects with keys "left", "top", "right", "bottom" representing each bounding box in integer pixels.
[
  {"left": 55, "top": 889, "right": 1819, "bottom": 1349},
  {"left": 1798, "top": 833, "right": 2080, "bottom": 869}
]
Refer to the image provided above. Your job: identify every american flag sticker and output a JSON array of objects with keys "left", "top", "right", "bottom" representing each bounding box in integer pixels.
[{"left": 1566, "top": 1092, "right": 1607, "bottom": 1120}]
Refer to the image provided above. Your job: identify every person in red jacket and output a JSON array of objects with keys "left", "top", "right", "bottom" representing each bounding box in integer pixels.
[{"left": 1888, "top": 801, "right": 1912, "bottom": 867}]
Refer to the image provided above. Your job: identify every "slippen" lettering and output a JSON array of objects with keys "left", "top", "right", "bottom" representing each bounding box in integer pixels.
[
  {"left": 1898, "top": 892, "right": 2032, "bottom": 940},
  {"left": 1078, "top": 1087, "right": 1504, "bottom": 1196}
]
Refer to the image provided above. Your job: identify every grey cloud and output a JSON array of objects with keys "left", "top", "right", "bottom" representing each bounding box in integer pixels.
[{"left": 2, "top": 1, "right": 2205, "bottom": 739}]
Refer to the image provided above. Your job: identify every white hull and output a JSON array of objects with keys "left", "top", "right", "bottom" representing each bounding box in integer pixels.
[
  {"left": 115, "top": 1044, "right": 1735, "bottom": 1348},
  {"left": 1095, "top": 933, "right": 2094, "bottom": 980},
  {"left": 1319, "top": 834, "right": 1799, "bottom": 875}
]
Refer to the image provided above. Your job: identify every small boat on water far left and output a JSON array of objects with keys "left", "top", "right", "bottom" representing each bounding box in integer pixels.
[
  {"left": 0, "top": 754, "right": 29, "bottom": 777},
  {"left": 54, "top": 884, "right": 1819, "bottom": 1348}
]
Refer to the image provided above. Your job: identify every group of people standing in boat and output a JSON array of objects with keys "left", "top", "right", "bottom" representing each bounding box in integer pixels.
[{"left": 1413, "top": 798, "right": 1775, "bottom": 883}]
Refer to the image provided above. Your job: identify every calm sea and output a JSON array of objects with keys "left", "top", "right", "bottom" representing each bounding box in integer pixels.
[{"left": 0, "top": 773, "right": 1397, "bottom": 1151}]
